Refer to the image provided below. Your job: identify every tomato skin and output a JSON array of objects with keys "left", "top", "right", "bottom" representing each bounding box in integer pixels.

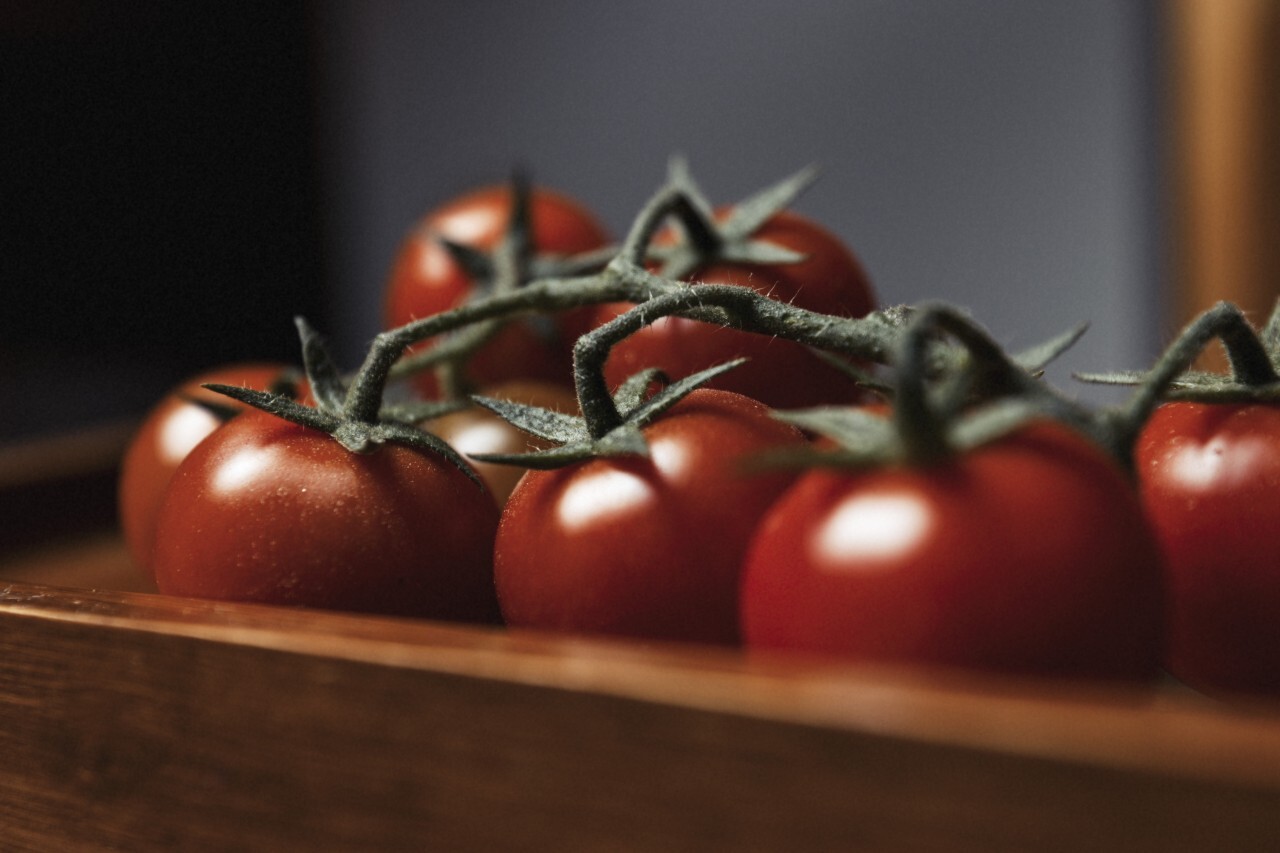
[
  {"left": 1136, "top": 401, "right": 1280, "bottom": 696},
  {"left": 593, "top": 210, "right": 876, "bottom": 409},
  {"left": 118, "top": 363, "right": 291, "bottom": 581},
  {"left": 423, "top": 380, "right": 580, "bottom": 506},
  {"left": 741, "top": 423, "right": 1164, "bottom": 682},
  {"left": 385, "top": 185, "right": 610, "bottom": 396},
  {"left": 152, "top": 409, "right": 501, "bottom": 623},
  {"left": 493, "top": 389, "right": 807, "bottom": 645}
]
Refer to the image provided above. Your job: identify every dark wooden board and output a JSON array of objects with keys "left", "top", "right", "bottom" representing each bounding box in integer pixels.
[{"left": 3, "top": 536, "right": 1280, "bottom": 851}]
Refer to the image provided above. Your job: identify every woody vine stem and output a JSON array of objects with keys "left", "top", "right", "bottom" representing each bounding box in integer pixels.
[{"left": 247, "top": 169, "right": 1279, "bottom": 469}]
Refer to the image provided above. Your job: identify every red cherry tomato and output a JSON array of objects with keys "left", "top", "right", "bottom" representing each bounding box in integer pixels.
[
  {"left": 423, "top": 380, "right": 580, "bottom": 506},
  {"left": 593, "top": 210, "right": 876, "bottom": 409},
  {"left": 1136, "top": 401, "right": 1280, "bottom": 696},
  {"left": 385, "top": 185, "right": 610, "bottom": 396},
  {"left": 493, "top": 388, "right": 807, "bottom": 645},
  {"left": 741, "top": 422, "right": 1164, "bottom": 682},
  {"left": 118, "top": 362, "right": 293, "bottom": 580},
  {"left": 151, "top": 408, "right": 501, "bottom": 622}
]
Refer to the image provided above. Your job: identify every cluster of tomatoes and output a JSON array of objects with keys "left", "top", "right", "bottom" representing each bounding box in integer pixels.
[{"left": 117, "top": 169, "right": 1280, "bottom": 700}]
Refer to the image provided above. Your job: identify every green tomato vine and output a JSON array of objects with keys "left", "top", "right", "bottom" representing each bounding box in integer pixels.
[{"left": 207, "top": 159, "right": 1280, "bottom": 478}]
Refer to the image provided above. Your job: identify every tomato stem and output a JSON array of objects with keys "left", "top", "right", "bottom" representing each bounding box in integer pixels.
[
  {"left": 892, "top": 308, "right": 956, "bottom": 465},
  {"left": 888, "top": 304, "right": 1110, "bottom": 466},
  {"left": 338, "top": 165, "right": 1105, "bottom": 462},
  {"left": 347, "top": 272, "right": 655, "bottom": 423},
  {"left": 617, "top": 181, "right": 720, "bottom": 275},
  {"left": 572, "top": 279, "right": 902, "bottom": 438},
  {"left": 1114, "top": 302, "right": 1278, "bottom": 456}
]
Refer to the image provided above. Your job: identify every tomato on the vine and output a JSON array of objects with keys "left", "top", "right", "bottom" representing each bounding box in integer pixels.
[
  {"left": 151, "top": 408, "right": 501, "bottom": 622},
  {"left": 741, "top": 421, "right": 1165, "bottom": 682},
  {"left": 118, "top": 362, "right": 293, "bottom": 580},
  {"left": 385, "top": 184, "right": 610, "bottom": 396},
  {"left": 1135, "top": 401, "right": 1280, "bottom": 696},
  {"left": 493, "top": 388, "right": 807, "bottom": 645},
  {"left": 593, "top": 210, "right": 876, "bottom": 409},
  {"left": 423, "top": 380, "right": 579, "bottom": 506}
]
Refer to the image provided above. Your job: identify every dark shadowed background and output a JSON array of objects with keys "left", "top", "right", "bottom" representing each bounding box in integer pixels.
[{"left": 1, "top": 0, "right": 1165, "bottom": 440}]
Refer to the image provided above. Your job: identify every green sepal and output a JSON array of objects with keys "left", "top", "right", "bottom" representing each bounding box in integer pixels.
[
  {"left": 204, "top": 383, "right": 483, "bottom": 485},
  {"left": 855, "top": 305, "right": 1086, "bottom": 380},
  {"left": 657, "top": 160, "right": 814, "bottom": 279},
  {"left": 611, "top": 368, "right": 668, "bottom": 416},
  {"left": 625, "top": 358, "right": 748, "bottom": 427},
  {"left": 294, "top": 316, "right": 347, "bottom": 415},
  {"left": 1076, "top": 368, "right": 1280, "bottom": 403},
  {"left": 595, "top": 423, "right": 650, "bottom": 456},
  {"left": 1164, "top": 374, "right": 1280, "bottom": 400},
  {"left": 469, "top": 396, "right": 585, "bottom": 444},
  {"left": 437, "top": 237, "right": 494, "bottom": 284},
  {"left": 753, "top": 407, "right": 895, "bottom": 471},
  {"left": 473, "top": 442, "right": 599, "bottom": 471},
  {"left": 341, "top": 419, "right": 483, "bottom": 486},
  {"left": 807, "top": 349, "right": 893, "bottom": 397},
  {"left": 1073, "top": 369, "right": 1148, "bottom": 387},
  {"left": 530, "top": 244, "right": 618, "bottom": 278},
  {"left": 1011, "top": 323, "right": 1089, "bottom": 376},
  {"left": 760, "top": 396, "right": 1051, "bottom": 473},
  {"left": 469, "top": 424, "right": 648, "bottom": 470},
  {"left": 946, "top": 397, "right": 1049, "bottom": 453},
  {"left": 470, "top": 358, "right": 748, "bottom": 470},
  {"left": 715, "top": 240, "right": 807, "bottom": 268},
  {"left": 773, "top": 406, "right": 895, "bottom": 449},
  {"left": 745, "top": 442, "right": 884, "bottom": 473},
  {"left": 204, "top": 384, "right": 340, "bottom": 434},
  {"left": 664, "top": 154, "right": 717, "bottom": 223},
  {"left": 1076, "top": 300, "right": 1280, "bottom": 407},
  {"left": 718, "top": 164, "right": 819, "bottom": 240}
]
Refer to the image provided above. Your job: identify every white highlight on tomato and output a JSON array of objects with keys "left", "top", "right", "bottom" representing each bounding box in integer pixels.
[
  {"left": 159, "top": 405, "right": 220, "bottom": 464},
  {"left": 813, "top": 493, "right": 930, "bottom": 567},
  {"left": 415, "top": 244, "right": 449, "bottom": 286},
  {"left": 1166, "top": 436, "right": 1264, "bottom": 492},
  {"left": 440, "top": 208, "right": 492, "bottom": 243},
  {"left": 453, "top": 420, "right": 518, "bottom": 456},
  {"left": 212, "top": 446, "right": 280, "bottom": 494},
  {"left": 557, "top": 468, "right": 653, "bottom": 532},
  {"left": 649, "top": 435, "right": 689, "bottom": 480}
]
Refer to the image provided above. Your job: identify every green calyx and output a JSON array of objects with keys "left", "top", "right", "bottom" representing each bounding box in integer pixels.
[
  {"left": 758, "top": 304, "right": 1083, "bottom": 471},
  {"left": 389, "top": 170, "right": 616, "bottom": 397},
  {"left": 205, "top": 317, "right": 481, "bottom": 485},
  {"left": 633, "top": 156, "right": 815, "bottom": 281},
  {"left": 1065, "top": 299, "right": 1280, "bottom": 469},
  {"left": 202, "top": 155, "right": 1194, "bottom": 488},
  {"left": 468, "top": 359, "right": 747, "bottom": 470},
  {"left": 1079, "top": 300, "right": 1280, "bottom": 403}
]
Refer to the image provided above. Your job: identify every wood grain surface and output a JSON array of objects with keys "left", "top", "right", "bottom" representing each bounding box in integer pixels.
[{"left": 3, "top": 537, "right": 1280, "bottom": 851}]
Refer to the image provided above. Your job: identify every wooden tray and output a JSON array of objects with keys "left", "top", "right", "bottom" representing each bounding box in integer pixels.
[{"left": 3, "top": 428, "right": 1280, "bottom": 851}]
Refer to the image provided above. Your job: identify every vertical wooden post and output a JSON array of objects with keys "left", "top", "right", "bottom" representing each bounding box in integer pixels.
[{"left": 1170, "top": 0, "right": 1280, "bottom": 354}]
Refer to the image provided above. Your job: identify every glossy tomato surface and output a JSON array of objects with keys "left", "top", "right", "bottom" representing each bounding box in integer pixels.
[
  {"left": 1136, "top": 401, "right": 1280, "bottom": 696},
  {"left": 423, "top": 380, "right": 580, "bottom": 506},
  {"left": 152, "top": 409, "right": 501, "bottom": 622},
  {"left": 494, "top": 389, "right": 807, "bottom": 645},
  {"left": 741, "top": 422, "right": 1164, "bottom": 681},
  {"left": 594, "top": 210, "right": 876, "bottom": 409},
  {"left": 118, "top": 362, "right": 292, "bottom": 580},
  {"left": 385, "top": 185, "right": 610, "bottom": 396}
]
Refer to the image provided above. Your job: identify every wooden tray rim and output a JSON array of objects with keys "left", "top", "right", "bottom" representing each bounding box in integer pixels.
[{"left": 5, "top": 577, "right": 1280, "bottom": 794}]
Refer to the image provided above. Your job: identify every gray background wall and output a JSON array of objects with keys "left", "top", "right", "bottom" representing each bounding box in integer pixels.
[{"left": 313, "top": 0, "right": 1167, "bottom": 399}]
